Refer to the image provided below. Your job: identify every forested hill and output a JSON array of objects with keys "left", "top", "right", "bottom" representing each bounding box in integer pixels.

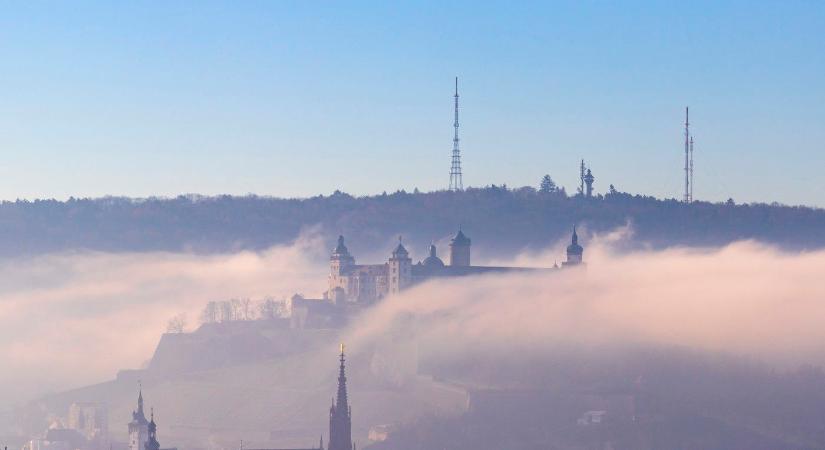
[{"left": 0, "top": 187, "right": 823, "bottom": 258}]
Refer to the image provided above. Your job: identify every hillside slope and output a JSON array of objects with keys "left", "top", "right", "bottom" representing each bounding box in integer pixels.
[{"left": 1, "top": 188, "right": 823, "bottom": 258}]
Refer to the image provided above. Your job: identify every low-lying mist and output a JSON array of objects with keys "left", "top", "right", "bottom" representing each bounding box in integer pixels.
[
  {"left": 346, "top": 239, "right": 825, "bottom": 384},
  {"left": 3, "top": 226, "right": 825, "bottom": 407},
  {"left": 0, "top": 231, "right": 328, "bottom": 404}
]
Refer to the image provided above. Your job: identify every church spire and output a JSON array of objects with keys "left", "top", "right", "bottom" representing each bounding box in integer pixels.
[
  {"left": 132, "top": 384, "right": 148, "bottom": 424},
  {"left": 336, "top": 344, "right": 348, "bottom": 412},
  {"left": 137, "top": 387, "right": 144, "bottom": 415},
  {"left": 329, "top": 344, "right": 353, "bottom": 450}
]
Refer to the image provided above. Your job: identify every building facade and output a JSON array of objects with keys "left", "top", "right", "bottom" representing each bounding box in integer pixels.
[{"left": 325, "top": 228, "right": 584, "bottom": 304}]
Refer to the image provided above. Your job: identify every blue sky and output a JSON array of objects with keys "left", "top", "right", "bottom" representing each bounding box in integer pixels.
[{"left": 1, "top": 1, "right": 823, "bottom": 205}]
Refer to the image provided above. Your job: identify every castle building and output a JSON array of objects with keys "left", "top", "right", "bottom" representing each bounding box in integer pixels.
[
  {"left": 128, "top": 390, "right": 149, "bottom": 450},
  {"left": 324, "top": 228, "right": 584, "bottom": 304}
]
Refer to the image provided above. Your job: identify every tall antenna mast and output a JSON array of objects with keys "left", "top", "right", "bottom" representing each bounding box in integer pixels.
[
  {"left": 689, "top": 135, "right": 694, "bottom": 202},
  {"left": 449, "top": 77, "right": 463, "bottom": 191},
  {"left": 683, "top": 107, "right": 690, "bottom": 203},
  {"left": 579, "top": 159, "right": 586, "bottom": 196}
]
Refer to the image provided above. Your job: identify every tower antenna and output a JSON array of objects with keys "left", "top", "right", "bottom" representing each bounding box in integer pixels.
[
  {"left": 683, "top": 107, "right": 690, "bottom": 203},
  {"left": 449, "top": 77, "right": 463, "bottom": 191},
  {"left": 689, "top": 135, "right": 694, "bottom": 202},
  {"left": 579, "top": 159, "right": 586, "bottom": 196}
]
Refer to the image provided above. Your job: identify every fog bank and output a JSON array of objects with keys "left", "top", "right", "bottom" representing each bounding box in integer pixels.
[
  {"left": 347, "top": 239, "right": 825, "bottom": 372},
  {"left": 3, "top": 230, "right": 825, "bottom": 406}
]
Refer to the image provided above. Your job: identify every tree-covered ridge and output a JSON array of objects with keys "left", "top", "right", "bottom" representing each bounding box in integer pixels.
[{"left": 0, "top": 185, "right": 823, "bottom": 258}]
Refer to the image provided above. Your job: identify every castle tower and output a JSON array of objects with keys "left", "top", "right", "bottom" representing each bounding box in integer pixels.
[
  {"left": 329, "top": 236, "right": 355, "bottom": 302},
  {"left": 388, "top": 237, "right": 411, "bottom": 295},
  {"left": 144, "top": 410, "right": 159, "bottom": 450},
  {"left": 563, "top": 227, "right": 583, "bottom": 267},
  {"left": 329, "top": 345, "right": 353, "bottom": 450},
  {"left": 449, "top": 229, "right": 471, "bottom": 267},
  {"left": 330, "top": 235, "right": 355, "bottom": 276},
  {"left": 584, "top": 168, "right": 594, "bottom": 198},
  {"left": 128, "top": 389, "right": 149, "bottom": 450}
]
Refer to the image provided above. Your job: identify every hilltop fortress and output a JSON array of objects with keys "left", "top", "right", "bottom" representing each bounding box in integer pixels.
[{"left": 291, "top": 228, "right": 584, "bottom": 328}]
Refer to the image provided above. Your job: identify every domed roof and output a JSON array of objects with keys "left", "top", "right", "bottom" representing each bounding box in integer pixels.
[
  {"left": 422, "top": 244, "right": 445, "bottom": 267},
  {"left": 567, "top": 227, "right": 583, "bottom": 254},
  {"left": 451, "top": 229, "right": 471, "bottom": 245},
  {"left": 333, "top": 235, "right": 349, "bottom": 255}
]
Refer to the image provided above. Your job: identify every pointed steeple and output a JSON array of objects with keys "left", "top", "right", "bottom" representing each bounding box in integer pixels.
[
  {"left": 131, "top": 384, "right": 148, "bottom": 425},
  {"left": 329, "top": 344, "right": 353, "bottom": 450},
  {"left": 336, "top": 344, "right": 348, "bottom": 412}
]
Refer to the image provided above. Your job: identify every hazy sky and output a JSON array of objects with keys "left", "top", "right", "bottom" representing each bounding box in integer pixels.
[{"left": 1, "top": 1, "right": 823, "bottom": 205}]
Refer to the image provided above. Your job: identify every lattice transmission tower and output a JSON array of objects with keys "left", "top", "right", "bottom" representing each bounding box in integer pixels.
[
  {"left": 449, "top": 77, "right": 463, "bottom": 191},
  {"left": 683, "top": 107, "right": 691, "bottom": 203}
]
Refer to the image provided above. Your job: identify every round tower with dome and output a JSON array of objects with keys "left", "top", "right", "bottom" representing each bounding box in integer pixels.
[{"left": 563, "top": 227, "right": 584, "bottom": 266}]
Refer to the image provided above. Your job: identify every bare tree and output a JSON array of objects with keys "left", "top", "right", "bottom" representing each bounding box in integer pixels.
[
  {"left": 239, "top": 298, "right": 253, "bottom": 320},
  {"left": 258, "top": 297, "right": 280, "bottom": 320},
  {"left": 167, "top": 313, "right": 187, "bottom": 333},
  {"left": 219, "top": 300, "right": 233, "bottom": 323},
  {"left": 200, "top": 301, "right": 218, "bottom": 324}
]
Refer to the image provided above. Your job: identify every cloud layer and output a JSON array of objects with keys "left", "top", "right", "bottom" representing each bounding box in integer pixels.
[
  {"left": 0, "top": 231, "right": 328, "bottom": 403},
  {"left": 346, "top": 239, "right": 825, "bottom": 374},
  {"left": 3, "top": 229, "right": 825, "bottom": 408}
]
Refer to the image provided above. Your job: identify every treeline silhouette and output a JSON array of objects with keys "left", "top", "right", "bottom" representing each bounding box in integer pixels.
[{"left": 1, "top": 186, "right": 823, "bottom": 258}]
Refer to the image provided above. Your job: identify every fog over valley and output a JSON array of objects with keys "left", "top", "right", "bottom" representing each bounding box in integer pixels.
[{"left": 5, "top": 222, "right": 825, "bottom": 448}]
